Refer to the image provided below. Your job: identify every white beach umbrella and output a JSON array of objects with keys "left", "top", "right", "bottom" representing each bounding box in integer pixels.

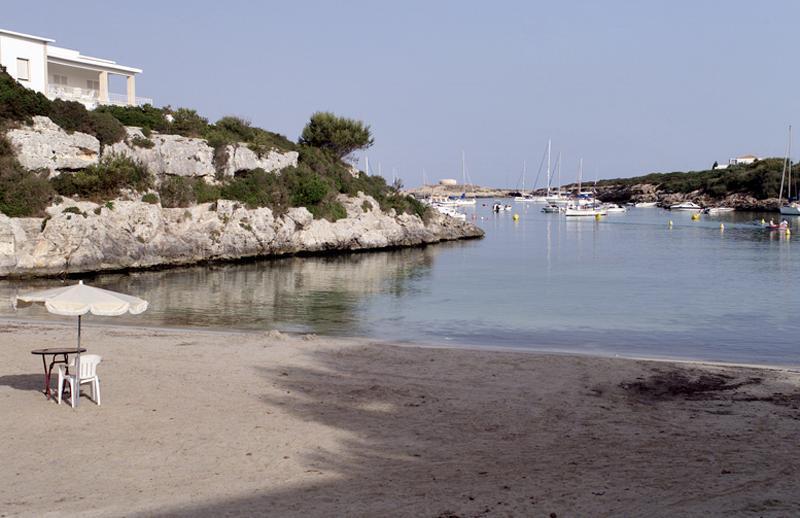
[{"left": 15, "top": 280, "right": 148, "bottom": 407}]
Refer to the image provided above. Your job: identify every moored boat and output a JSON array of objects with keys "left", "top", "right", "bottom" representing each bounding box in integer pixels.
[
  {"left": 634, "top": 201, "right": 658, "bottom": 208},
  {"left": 669, "top": 201, "right": 702, "bottom": 211},
  {"left": 778, "top": 125, "right": 800, "bottom": 216},
  {"left": 602, "top": 203, "right": 627, "bottom": 213},
  {"left": 704, "top": 207, "right": 735, "bottom": 215}
]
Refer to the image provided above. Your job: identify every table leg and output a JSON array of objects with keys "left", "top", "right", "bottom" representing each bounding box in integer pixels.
[{"left": 40, "top": 355, "right": 49, "bottom": 397}]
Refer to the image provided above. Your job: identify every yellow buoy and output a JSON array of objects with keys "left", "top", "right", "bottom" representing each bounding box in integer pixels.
[
  {"left": 691, "top": 213, "right": 700, "bottom": 221},
  {"left": 595, "top": 213, "right": 602, "bottom": 221},
  {"left": 761, "top": 218, "right": 766, "bottom": 225},
  {"left": 513, "top": 214, "right": 519, "bottom": 221},
  {"left": 668, "top": 220, "right": 673, "bottom": 228},
  {"left": 720, "top": 223, "right": 725, "bottom": 231},
  {"left": 786, "top": 228, "right": 791, "bottom": 236}
]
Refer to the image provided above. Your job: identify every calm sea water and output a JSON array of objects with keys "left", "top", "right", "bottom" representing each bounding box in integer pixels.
[{"left": 1, "top": 202, "right": 798, "bottom": 365}]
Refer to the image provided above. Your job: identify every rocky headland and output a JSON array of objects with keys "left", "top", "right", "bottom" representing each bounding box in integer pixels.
[{"left": 0, "top": 116, "right": 482, "bottom": 278}]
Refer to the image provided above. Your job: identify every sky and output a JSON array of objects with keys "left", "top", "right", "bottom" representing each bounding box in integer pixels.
[{"left": 3, "top": 1, "right": 800, "bottom": 188}]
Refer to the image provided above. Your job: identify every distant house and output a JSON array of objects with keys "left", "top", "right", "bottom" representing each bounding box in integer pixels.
[
  {"left": 0, "top": 28, "right": 150, "bottom": 109},
  {"left": 729, "top": 154, "right": 758, "bottom": 166}
]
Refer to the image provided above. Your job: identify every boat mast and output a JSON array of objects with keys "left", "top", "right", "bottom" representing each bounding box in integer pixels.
[
  {"left": 557, "top": 152, "right": 562, "bottom": 197},
  {"left": 790, "top": 127, "right": 794, "bottom": 203},
  {"left": 779, "top": 125, "right": 791, "bottom": 204},
  {"left": 522, "top": 160, "right": 526, "bottom": 195},
  {"left": 365, "top": 156, "right": 370, "bottom": 176},
  {"left": 546, "top": 139, "right": 551, "bottom": 197},
  {"left": 577, "top": 158, "right": 583, "bottom": 197}
]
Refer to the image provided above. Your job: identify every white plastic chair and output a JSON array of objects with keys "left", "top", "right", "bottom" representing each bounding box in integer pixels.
[{"left": 56, "top": 354, "right": 102, "bottom": 408}]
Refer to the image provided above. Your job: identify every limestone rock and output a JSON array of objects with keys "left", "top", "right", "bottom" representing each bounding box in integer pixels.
[
  {"left": 221, "top": 144, "right": 298, "bottom": 177},
  {"left": 105, "top": 128, "right": 216, "bottom": 179},
  {"left": 6, "top": 116, "right": 100, "bottom": 175},
  {"left": 0, "top": 193, "right": 483, "bottom": 278}
]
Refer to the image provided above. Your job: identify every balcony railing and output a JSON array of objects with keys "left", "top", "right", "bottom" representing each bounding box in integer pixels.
[{"left": 46, "top": 84, "right": 153, "bottom": 108}]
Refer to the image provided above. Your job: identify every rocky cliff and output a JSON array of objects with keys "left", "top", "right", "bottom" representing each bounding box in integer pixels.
[
  {"left": 0, "top": 193, "right": 483, "bottom": 278},
  {"left": 2, "top": 117, "right": 483, "bottom": 278},
  {"left": 6, "top": 117, "right": 299, "bottom": 179}
]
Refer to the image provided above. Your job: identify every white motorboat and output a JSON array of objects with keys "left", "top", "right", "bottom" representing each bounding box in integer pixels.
[
  {"left": 634, "top": 201, "right": 658, "bottom": 208},
  {"left": 541, "top": 204, "right": 561, "bottom": 213},
  {"left": 669, "top": 201, "right": 702, "bottom": 211},
  {"left": 704, "top": 207, "right": 735, "bottom": 215},
  {"left": 434, "top": 205, "right": 466, "bottom": 220},
  {"left": 603, "top": 203, "right": 627, "bottom": 213}
]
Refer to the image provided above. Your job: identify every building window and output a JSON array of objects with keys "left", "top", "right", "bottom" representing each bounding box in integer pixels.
[
  {"left": 16, "top": 58, "right": 30, "bottom": 81},
  {"left": 87, "top": 79, "right": 100, "bottom": 91},
  {"left": 52, "top": 74, "right": 68, "bottom": 85}
]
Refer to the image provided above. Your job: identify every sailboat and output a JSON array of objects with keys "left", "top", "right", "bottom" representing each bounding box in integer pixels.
[
  {"left": 565, "top": 159, "right": 605, "bottom": 217},
  {"left": 453, "top": 151, "right": 476, "bottom": 206},
  {"left": 513, "top": 160, "right": 534, "bottom": 202},
  {"left": 779, "top": 125, "right": 800, "bottom": 216},
  {"left": 545, "top": 151, "right": 569, "bottom": 207},
  {"left": 528, "top": 139, "right": 551, "bottom": 202}
]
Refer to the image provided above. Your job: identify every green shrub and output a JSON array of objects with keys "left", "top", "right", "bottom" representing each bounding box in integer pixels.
[
  {"left": 48, "top": 99, "right": 126, "bottom": 146},
  {"left": 158, "top": 176, "right": 195, "bottom": 208},
  {"left": 51, "top": 154, "right": 154, "bottom": 201},
  {"left": 170, "top": 108, "right": 209, "bottom": 138},
  {"left": 130, "top": 135, "right": 155, "bottom": 148},
  {"left": 193, "top": 179, "right": 221, "bottom": 204},
  {"left": 299, "top": 111, "right": 373, "bottom": 158},
  {"left": 104, "top": 201, "right": 115, "bottom": 210},
  {"left": 309, "top": 200, "right": 347, "bottom": 222},
  {"left": 0, "top": 159, "right": 55, "bottom": 217},
  {"left": 220, "top": 168, "right": 289, "bottom": 210},
  {"left": 0, "top": 66, "right": 51, "bottom": 123},
  {"left": 141, "top": 192, "right": 159, "bottom": 204},
  {"left": 95, "top": 104, "right": 169, "bottom": 132},
  {"left": 289, "top": 168, "right": 329, "bottom": 207}
]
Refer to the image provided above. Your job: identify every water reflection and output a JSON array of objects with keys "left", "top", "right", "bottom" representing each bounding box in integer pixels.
[{"left": 0, "top": 245, "right": 458, "bottom": 335}]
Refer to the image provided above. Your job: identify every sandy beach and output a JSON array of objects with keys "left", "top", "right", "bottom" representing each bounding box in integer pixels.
[{"left": 1, "top": 320, "right": 799, "bottom": 517}]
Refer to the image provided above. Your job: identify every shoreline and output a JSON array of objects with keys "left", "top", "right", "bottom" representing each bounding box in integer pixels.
[{"left": 2, "top": 315, "right": 797, "bottom": 373}]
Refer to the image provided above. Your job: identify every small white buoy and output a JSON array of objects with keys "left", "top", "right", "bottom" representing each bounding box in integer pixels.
[{"left": 668, "top": 220, "right": 673, "bottom": 228}]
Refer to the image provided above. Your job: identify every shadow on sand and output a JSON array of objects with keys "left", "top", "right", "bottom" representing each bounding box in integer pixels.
[
  {"left": 147, "top": 344, "right": 555, "bottom": 518},
  {"left": 0, "top": 373, "right": 45, "bottom": 393}
]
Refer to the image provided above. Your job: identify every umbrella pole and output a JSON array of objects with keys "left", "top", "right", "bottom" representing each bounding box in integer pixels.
[{"left": 74, "top": 315, "right": 81, "bottom": 409}]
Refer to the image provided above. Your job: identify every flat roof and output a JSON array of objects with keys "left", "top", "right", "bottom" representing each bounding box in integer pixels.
[
  {"left": 1, "top": 28, "right": 141, "bottom": 74},
  {"left": 0, "top": 28, "right": 55, "bottom": 43},
  {"left": 48, "top": 45, "right": 142, "bottom": 74}
]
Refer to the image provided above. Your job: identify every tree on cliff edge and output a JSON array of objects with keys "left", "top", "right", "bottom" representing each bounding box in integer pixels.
[{"left": 299, "top": 112, "right": 374, "bottom": 158}]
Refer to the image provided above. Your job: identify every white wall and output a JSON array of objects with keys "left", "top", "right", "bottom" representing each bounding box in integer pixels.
[{"left": 0, "top": 34, "right": 47, "bottom": 93}]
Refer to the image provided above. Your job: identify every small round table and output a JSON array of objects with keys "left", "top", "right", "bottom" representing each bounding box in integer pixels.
[{"left": 30, "top": 348, "right": 87, "bottom": 399}]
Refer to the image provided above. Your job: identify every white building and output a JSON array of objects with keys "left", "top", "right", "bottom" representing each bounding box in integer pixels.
[
  {"left": 0, "top": 28, "right": 151, "bottom": 108},
  {"left": 729, "top": 154, "right": 758, "bottom": 166}
]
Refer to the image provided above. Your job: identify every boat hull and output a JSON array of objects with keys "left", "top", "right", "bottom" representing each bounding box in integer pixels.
[{"left": 779, "top": 205, "right": 800, "bottom": 216}]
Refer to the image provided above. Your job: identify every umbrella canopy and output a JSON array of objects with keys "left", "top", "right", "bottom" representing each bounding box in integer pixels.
[
  {"left": 15, "top": 280, "right": 148, "bottom": 408},
  {"left": 15, "top": 280, "right": 148, "bottom": 316}
]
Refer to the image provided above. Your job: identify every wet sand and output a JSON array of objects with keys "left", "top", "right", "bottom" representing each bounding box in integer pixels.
[{"left": 1, "top": 320, "right": 799, "bottom": 517}]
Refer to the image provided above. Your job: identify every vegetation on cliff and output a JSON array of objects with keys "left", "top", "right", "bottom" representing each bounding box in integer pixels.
[
  {"left": 0, "top": 66, "right": 427, "bottom": 221},
  {"left": 595, "top": 158, "right": 791, "bottom": 201}
]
